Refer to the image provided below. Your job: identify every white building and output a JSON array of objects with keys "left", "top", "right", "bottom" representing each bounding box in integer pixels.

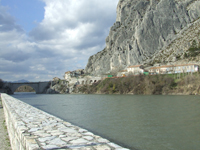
[
  {"left": 64, "top": 71, "right": 72, "bottom": 80},
  {"left": 127, "top": 65, "right": 144, "bottom": 75},
  {"left": 149, "top": 64, "right": 199, "bottom": 74}
]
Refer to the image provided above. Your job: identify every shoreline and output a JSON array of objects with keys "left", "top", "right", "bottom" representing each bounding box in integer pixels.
[
  {"left": 1, "top": 93, "right": 130, "bottom": 150},
  {"left": 71, "top": 92, "right": 198, "bottom": 96},
  {"left": 13, "top": 91, "right": 199, "bottom": 96}
]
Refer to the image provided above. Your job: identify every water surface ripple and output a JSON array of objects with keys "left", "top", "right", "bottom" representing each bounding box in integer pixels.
[{"left": 13, "top": 93, "right": 200, "bottom": 150}]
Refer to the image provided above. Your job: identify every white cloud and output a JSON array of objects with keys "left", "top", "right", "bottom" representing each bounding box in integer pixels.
[{"left": 0, "top": 0, "right": 118, "bottom": 81}]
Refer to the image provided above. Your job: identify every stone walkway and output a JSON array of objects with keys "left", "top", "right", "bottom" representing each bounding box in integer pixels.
[
  {"left": 2, "top": 93, "right": 130, "bottom": 150},
  {"left": 0, "top": 98, "right": 11, "bottom": 150}
]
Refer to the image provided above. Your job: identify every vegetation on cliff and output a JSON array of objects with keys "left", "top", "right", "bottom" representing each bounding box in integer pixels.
[
  {"left": 184, "top": 40, "right": 200, "bottom": 58},
  {"left": 77, "top": 73, "right": 200, "bottom": 95}
]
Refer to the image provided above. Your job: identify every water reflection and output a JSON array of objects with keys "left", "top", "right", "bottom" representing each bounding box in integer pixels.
[{"left": 13, "top": 93, "right": 200, "bottom": 150}]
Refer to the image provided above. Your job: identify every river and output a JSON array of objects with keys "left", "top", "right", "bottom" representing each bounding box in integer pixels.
[{"left": 12, "top": 93, "right": 200, "bottom": 150}]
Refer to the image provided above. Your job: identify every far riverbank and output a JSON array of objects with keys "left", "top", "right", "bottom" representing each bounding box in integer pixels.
[
  {"left": 13, "top": 93, "right": 200, "bottom": 150},
  {"left": 75, "top": 73, "right": 200, "bottom": 95}
]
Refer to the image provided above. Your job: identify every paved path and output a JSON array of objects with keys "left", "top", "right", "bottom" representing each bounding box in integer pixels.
[{"left": 0, "top": 98, "right": 11, "bottom": 150}]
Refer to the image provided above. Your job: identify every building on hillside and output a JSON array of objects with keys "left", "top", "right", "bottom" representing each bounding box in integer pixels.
[
  {"left": 71, "top": 69, "right": 84, "bottom": 77},
  {"left": 149, "top": 65, "right": 172, "bottom": 74},
  {"left": 53, "top": 77, "right": 60, "bottom": 81},
  {"left": 65, "top": 69, "right": 85, "bottom": 80},
  {"left": 173, "top": 64, "right": 199, "bottom": 73},
  {"left": 64, "top": 71, "right": 72, "bottom": 80},
  {"left": 149, "top": 64, "right": 199, "bottom": 74},
  {"left": 117, "top": 70, "right": 128, "bottom": 77},
  {"left": 127, "top": 65, "right": 144, "bottom": 75}
]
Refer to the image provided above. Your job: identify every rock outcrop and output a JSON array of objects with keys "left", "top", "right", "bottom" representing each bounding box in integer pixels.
[
  {"left": 85, "top": 0, "right": 200, "bottom": 75},
  {"left": 46, "top": 80, "right": 70, "bottom": 94}
]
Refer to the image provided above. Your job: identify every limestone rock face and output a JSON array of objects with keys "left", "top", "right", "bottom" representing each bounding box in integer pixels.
[{"left": 85, "top": 0, "right": 200, "bottom": 75}]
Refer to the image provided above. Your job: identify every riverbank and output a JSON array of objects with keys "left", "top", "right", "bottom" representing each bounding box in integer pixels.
[
  {"left": 0, "top": 97, "right": 11, "bottom": 150},
  {"left": 13, "top": 93, "right": 200, "bottom": 150},
  {"left": 76, "top": 73, "right": 200, "bottom": 95},
  {"left": 1, "top": 93, "right": 130, "bottom": 150}
]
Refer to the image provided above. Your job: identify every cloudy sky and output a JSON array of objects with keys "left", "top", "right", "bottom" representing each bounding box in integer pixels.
[{"left": 0, "top": 0, "right": 118, "bottom": 82}]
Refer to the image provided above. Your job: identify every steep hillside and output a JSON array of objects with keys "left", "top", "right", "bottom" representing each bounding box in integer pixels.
[{"left": 85, "top": 0, "right": 200, "bottom": 75}]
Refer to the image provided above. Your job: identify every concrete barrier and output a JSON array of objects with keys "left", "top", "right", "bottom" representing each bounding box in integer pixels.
[{"left": 1, "top": 94, "right": 129, "bottom": 150}]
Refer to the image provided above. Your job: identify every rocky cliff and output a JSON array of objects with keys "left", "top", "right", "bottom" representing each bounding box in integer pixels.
[{"left": 85, "top": 0, "right": 200, "bottom": 75}]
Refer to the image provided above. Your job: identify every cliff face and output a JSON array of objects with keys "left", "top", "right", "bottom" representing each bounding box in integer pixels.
[{"left": 85, "top": 0, "right": 200, "bottom": 75}]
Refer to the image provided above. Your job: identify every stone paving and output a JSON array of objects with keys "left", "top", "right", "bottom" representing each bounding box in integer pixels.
[
  {"left": 1, "top": 94, "right": 130, "bottom": 150},
  {"left": 0, "top": 98, "right": 11, "bottom": 150}
]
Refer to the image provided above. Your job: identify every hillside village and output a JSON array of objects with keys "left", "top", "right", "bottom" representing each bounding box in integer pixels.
[
  {"left": 49, "top": 0, "right": 200, "bottom": 94},
  {"left": 51, "top": 63, "right": 199, "bottom": 88},
  {"left": 117, "top": 64, "right": 199, "bottom": 76},
  {"left": 44, "top": 63, "right": 199, "bottom": 95}
]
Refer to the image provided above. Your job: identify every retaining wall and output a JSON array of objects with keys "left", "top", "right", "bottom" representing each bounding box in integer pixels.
[{"left": 1, "top": 94, "right": 129, "bottom": 150}]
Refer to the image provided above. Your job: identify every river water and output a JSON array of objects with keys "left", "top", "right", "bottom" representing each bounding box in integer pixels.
[{"left": 13, "top": 93, "right": 200, "bottom": 150}]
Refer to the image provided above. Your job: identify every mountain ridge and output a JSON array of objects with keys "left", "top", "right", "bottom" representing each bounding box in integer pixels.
[{"left": 85, "top": 0, "right": 200, "bottom": 75}]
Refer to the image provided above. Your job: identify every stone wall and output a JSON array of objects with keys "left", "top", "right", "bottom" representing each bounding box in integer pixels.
[{"left": 1, "top": 93, "right": 129, "bottom": 150}]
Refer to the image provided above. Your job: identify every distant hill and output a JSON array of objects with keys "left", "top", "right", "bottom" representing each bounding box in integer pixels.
[{"left": 12, "top": 79, "right": 29, "bottom": 83}]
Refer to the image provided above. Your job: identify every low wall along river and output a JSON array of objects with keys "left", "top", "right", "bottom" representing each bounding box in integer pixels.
[{"left": 1, "top": 94, "right": 129, "bottom": 150}]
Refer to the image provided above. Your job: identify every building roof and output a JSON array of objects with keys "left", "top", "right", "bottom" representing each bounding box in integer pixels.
[
  {"left": 175, "top": 64, "right": 198, "bottom": 67},
  {"left": 150, "top": 65, "right": 173, "bottom": 70},
  {"left": 127, "top": 65, "right": 142, "bottom": 68},
  {"left": 119, "top": 70, "right": 127, "bottom": 72},
  {"left": 65, "top": 71, "right": 71, "bottom": 74}
]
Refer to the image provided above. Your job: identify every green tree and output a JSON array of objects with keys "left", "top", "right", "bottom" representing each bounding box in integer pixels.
[
  {"left": 0, "top": 79, "right": 4, "bottom": 88},
  {"left": 188, "top": 40, "right": 200, "bottom": 57}
]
